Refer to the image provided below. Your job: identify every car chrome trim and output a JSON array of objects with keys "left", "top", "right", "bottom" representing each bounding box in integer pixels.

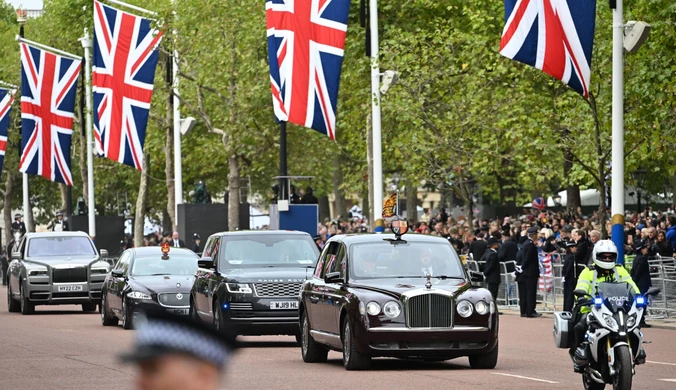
[
  {"left": 368, "top": 325, "right": 489, "bottom": 333},
  {"left": 310, "top": 329, "right": 341, "bottom": 341},
  {"left": 229, "top": 317, "right": 299, "bottom": 321}
]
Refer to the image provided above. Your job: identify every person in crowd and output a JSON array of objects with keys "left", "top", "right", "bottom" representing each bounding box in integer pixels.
[
  {"left": 482, "top": 237, "right": 502, "bottom": 314},
  {"left": 562, "top": 240, "right": 578, "bottom": 312},
  {"left": 289, "top": 185, "right": 301, "bottom": 204},
  {"left": 191, "top": 234, "right": 201, "bottom": 253},
  {"left": 653, "top": 230, "right": 673, "bottom": 257},
  {"left": 630, "top": 240, "right": 652, "bottom": 328},
  {"left": 573, "top": 229, "right": 592, "bottom": 268},
  {"left": 12, "top": 214, "right": 26, "bottom": 236},
  {"left": 171, "top": 232, "right": 185, "bottom": 248},
  {"left": 521, "top": 226, "right": 541, "bottom": 318},
  {"left": 468, "top": 231, "right": 488, "bottom": 263},
  {"left": 119, "top": 304, "right": 236, "bottom": 390},
  {"left": 497, "top": 231, "right": 518, "bottom": 262},
  {"left": 301, "top": 186, "right": 318, "bottom": 204}
]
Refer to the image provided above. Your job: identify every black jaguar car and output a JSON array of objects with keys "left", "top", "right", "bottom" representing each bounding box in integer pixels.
[
  {"left": 100, "top": 245, "right": 199, "bottom": 329},
  {"left": 190, "top": 230, "right": 320, "bottom": 341}
]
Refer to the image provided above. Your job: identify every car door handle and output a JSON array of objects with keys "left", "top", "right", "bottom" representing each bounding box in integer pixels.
[{"left": 309, "top": 295, "right": 319, "bottom": 303}]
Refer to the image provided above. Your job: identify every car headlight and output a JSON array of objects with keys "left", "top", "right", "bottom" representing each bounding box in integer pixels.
[
  {"left": 457, "top": 300, "right": 474, "bottom": 318},
  {"left": 366, "top": 301, "right": 381, "bottom": 316},
  {"left": 626, "top": 314, "right": 637, "bottom": 329},
  {"left": 127, "top": 291, "right": 152, "bottom": 300},
  {"left": 602, "top": 313, "right": 618, "bottom": 330},
  {"left": 383, "top": 301, "right": 401, "bottom": 318},
  {"left": 90, "top": 268, "right": 109, "bottom": 275},
  {"left": 28, "top": 268, "right": 48, "bottom": 276},
  {"left": 226, "top": 283, "right": 252, "bottom": 294},
  {"left": 475, "top": 300, "right": 489, "bottom": 315}
]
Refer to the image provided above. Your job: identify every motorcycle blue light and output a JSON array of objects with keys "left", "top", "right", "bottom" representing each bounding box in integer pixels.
[
  {"left": 635, "top": 296, "right": 645, "bottom": 306},
  {"left": 222, "top": 303, "right": 229, "bottom": 309},
  {"left": 594, "top": 297, "right": 603, "bottom": 307}
]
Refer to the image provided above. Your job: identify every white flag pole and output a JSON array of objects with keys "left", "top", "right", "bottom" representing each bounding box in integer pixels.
[
  {"left": 610, "top": 0, "right": 625, "bottom": 263},
  {"left": 79, "top": 29, "right": 96, "bottom": 241},
  {"left": 17, "top": 36, "right": 82, "bottom": 61},
  {"left": 369, "top": 0, "right": 383, "bottom": 228},
  {"left": 103, "top": 0, "right": 157, "bottom": 16}
]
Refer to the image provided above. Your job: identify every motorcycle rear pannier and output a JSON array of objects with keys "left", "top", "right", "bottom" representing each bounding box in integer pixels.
[{"left": 553, "top": 311, "right": 574, "bottom": 349}]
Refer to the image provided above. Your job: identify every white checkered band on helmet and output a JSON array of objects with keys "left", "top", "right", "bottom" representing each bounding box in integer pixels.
[{"left": 135, "top": 318, "right": 231, "bottom": 366}]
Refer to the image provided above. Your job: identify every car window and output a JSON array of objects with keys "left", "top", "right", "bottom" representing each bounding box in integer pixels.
[
  {"left": 328, "top": 244, "right": 347, "bottom": 280},
  {"left": 131, "top": 253, "right": 198, "bottom": 276},
  {"left": 316, "top": 241, "right": 340, "bottom": 278},
  {"left": 28, "top": 236, "right": 97, "bottom": 257},
  {"left": 202, "top": 237, "right": 215, "bottom": 258},
  {"left": 220, "top": 235, "right": 320, "bottom": 269},
  {"left": 350, "top": 241, "right": 465, "bottom": 280},
  {"left": 211, "top": 237, "right": 221, "bottom": 269},
  {"left": 116, "top": 252, "right": 131, "bottom": 275}
]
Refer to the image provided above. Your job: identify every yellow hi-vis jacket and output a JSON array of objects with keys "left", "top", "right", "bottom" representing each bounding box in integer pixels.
[{"left": 575, "top": 266, "right": 639, "bottom": 313}]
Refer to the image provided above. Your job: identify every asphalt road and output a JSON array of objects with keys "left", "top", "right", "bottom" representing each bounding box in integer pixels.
[{"left": 1, "top": 286, "right": 675, "bottom": 390}]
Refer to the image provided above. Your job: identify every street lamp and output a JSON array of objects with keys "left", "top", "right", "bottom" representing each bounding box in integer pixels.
[
  {"left": 16, "top": 7, "right": 27, "bottom": 37},
  {"left": 553, "top": 194, "right": 562, "bottom": 208},
  {"left": 632, "top": 168, "right": 647, "bottom": 212}
]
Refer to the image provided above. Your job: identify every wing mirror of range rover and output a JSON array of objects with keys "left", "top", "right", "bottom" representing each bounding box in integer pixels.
[{"left": 198, "top": 257, "right": 214, "bottom": 270}]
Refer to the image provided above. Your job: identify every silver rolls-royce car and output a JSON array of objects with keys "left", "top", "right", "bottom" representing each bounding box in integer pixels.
[{"left": 6, "top": 232, "right": 110, "bottom": 314}]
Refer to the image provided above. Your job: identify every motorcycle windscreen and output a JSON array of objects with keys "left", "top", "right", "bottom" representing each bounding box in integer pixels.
[{"left": 597, "top": 282, "right": 635, "bottom": 312}]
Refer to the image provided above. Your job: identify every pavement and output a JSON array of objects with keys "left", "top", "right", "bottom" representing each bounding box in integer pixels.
[{"left": 1, "top": 285, "right": 676, "bottom": 390}]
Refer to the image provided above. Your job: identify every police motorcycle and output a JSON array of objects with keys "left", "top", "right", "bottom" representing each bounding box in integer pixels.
[{"left": 554, "top": 281, "right": 660, "bottom": 390}]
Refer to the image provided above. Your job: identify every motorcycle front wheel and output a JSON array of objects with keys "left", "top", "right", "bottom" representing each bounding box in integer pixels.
[
  {"left": 583, "top": 373, "right": 605, "bottom": 390},
  {"left": 612, "top": 345, "right": 633, "bottom": 390}
]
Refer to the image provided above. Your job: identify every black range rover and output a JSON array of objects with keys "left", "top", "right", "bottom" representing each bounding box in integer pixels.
[{"left": 190, "top": 230, "right": 320, "bottom": 341}]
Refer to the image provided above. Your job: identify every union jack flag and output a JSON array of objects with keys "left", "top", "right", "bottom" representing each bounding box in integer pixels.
[
  {"left": 93, "top": 0, "right": 163, "bottom": 170},
  {"left": 499, "top": 0, "right": 596, "bottom": 98},
  {"left": 0, "top": 87, "right": 15, "bottom": 175},
  {"left": 19, "top": 43, "right": 81, "bottom": 185},
  {"left": 266, "top": 0, "right": 351, "bottom": 140}
]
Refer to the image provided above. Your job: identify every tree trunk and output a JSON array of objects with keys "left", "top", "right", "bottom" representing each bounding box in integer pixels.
[
  {"left": 227, "top": 155, "right": 240, "bottom": 231},
  {"left": 332, "top": 162, "right": 346, "bottom": 220},
  {"left": 318, "top": 195, "right": 330, "bottom": 225},
  {"left": 562, "top": 131, "right": 581, "bottom": 216},
  {"left": 165, "top": 100, "right": 176, "bottom": 229},
  {"left": 134, "top": 154, "right": 150, "bottom": 247},
  {"left": 59, "top": 183, "right": 68, "bottom": 212},
  {"left": 4, "top": 172, "right": 14, "bottom": 247},
  {"left": 406, "top": 179, "right": 417, "bottom": 221}
]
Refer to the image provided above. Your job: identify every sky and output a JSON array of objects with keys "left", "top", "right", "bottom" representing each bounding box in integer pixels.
[{"left": 7, "top": 0, "right": 43, "bottom": 9}]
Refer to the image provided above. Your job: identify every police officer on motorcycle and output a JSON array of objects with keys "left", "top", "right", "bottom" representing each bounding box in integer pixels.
[{"left": 571, "top": 240, "right": 640, "bottom": 372}]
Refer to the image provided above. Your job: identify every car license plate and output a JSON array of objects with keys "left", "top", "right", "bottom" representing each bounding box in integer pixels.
[
  {"left": 270, "top": 301, "right": 298, "bottom": 310},
  {"left": 169, "top": 308, "right": 189, "bottom": 315},
  {"left": 57, "top": 285, "right": 83, "bottom": 292}
]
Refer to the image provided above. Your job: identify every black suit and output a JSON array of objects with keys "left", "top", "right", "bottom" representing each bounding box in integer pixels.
[
  {"left": 171, "top": 239, "right": 185, "bottom": 248},
  {"left": 482, "top": 248, "right": 501, "bottom": 301},
  {"left": 630, "top": 254, "right": 652, "bottom": 294},
  {"left": 562, "top": 252, "right": 577, "bottom": 312},
  {"left": 497, "top": 239, "right": 518, "bottom": 262},
  {"left": 11, "top": 221, "right": 26, "bottom": 236},
  {"left": 521, "top": 239, "right": 540, "bottom": 317},
  {"left": 515, "top": 245, "right": 527, "bottom": 316},
  {"left": 469, "top": 239, "right": 488, "bottom": 265}
]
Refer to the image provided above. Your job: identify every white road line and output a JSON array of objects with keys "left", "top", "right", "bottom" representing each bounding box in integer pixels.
[
  {"left": 648, "top": 361, "right": 676, "bottom": 366},
  {"left": 491, "top": 373, "right": 558, "bottom": 384},
  {"left": 658, "top": 379, "right": 676, "bottom": 383}
]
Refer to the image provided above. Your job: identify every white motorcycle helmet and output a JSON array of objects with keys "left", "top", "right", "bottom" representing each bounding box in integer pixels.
[{"left": 592, "top": 239, "right": 618, "bottom": 270}]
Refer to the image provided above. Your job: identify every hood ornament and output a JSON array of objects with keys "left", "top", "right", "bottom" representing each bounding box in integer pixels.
[{"left": 425, "top": 273, "right": 432, "bottom": 290}]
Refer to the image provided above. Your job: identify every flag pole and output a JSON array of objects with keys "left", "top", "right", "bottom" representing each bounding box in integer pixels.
[
  {"left": 17, "top": 24, "right": 31, "bottom": 233},
  {"left": 369, "top": 0, "right": 383, "bottom": 231},
  {"left": 80, "top": 29, "right": 96, "bottom": 242},
  {"left": 17, "top": 36, "right": 82, "bottom": 61},
  {"left": 279, "top": 121, "right": 288, "bottom": 201},
  {"left": 102, "top": 0, "right": 157, "bottom": 16},
  {"left": 610, "top": 0, "right": 625, "bottom": 263}
]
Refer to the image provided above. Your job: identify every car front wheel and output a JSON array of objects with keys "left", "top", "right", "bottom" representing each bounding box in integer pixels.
[
  {"left": 20, "top": 283, "right": 35, "bottom": 315},
  {"left": 122, "top": 298, "right": 133, "bottom": 330},
  {"left": 342, "top": 316, "right": 370, "bottom": 370},
  {"left": 7, "top": 281, "right": 19, "bottom": 313},
  {"left": 300, "top": 311, "right": 328, "bottom": 363},
  {"left": 101, "top": 293, "right": 118, "bottom": 326},
  {"left": 469, "top": 340, "right": 499, "bottom": 369},
  {"left": 213, "top": 299, "right": 236, "bottom": 344}
]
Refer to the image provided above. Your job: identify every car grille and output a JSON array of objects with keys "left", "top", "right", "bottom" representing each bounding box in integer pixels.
[
  {"left": 405, "top": 293, "right": 453, "bottom": 328},
  {"left": 229, "top": 302, "right": 253, "bottom": 311},
  {"left": 253, "top": 283, "right": 301, "bottom": 298},
  {"left": 52, "top": 267, "right": 87, "bottom": 283},
  {"left": 158, "top": 293, "right": 189, "bottom": 307}
]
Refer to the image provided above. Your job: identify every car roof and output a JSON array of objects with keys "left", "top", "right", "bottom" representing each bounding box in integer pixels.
[
  {"left": 328, "top": 233, "right": 452, "bottom": 246},
  {"left": 209, "top": 230, "right": 313, "bottom": 238},
  {"left": 25, "top": 231, "right": 91, "bottom": 239},
  {"left": 129, "top": 247, "right": 198, "bottom": 258}
]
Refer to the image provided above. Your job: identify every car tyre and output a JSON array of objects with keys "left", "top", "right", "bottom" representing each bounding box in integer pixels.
[
  {"left": 20, "top": 283, "right": 35, "bottom": 315},
  {"left": 101, "top": 294, "right": 118, "bottom": 326},
  {"left": 300, "top": 311, "right": 328, "bottom": 363},
  {"left": 7, "top": 282, "right": 20, "bottom": 313},
  {"left": 469, "top": 341, "right": 499, "bottom": 369},
  {"left": 122, "top": 298, "right": 133, "bottom": 330},
  {"left": 189, "top": 299, "right": 199, "bottom": 322},
  {"left": 82, "top": 303, "right": 97, "bottom": 313},
  {"left": 342, "top": 316, "right": 370, "bottom": 370},
  {"left": 213, "top": 300, "right": 236, "bottom": 344}
]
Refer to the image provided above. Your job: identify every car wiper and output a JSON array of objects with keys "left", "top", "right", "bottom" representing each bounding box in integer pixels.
[
  {"left": 433, "top": 275, "right": 464, "bottom": 280},
  {"left": 148, "top": 273, "right": 171, "bottom": 276}
]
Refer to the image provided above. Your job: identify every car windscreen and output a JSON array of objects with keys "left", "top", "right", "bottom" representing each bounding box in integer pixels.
[
  {"left": 350, "top": 240, "right": 465, "bottom": 279},
  {"left": 220, "top": 235, "right": 319, "bottom": 268},
  {"left": 131, "top": 254, "right": 199, "bottom": 276},
  {"left": 27, "top": 236, "right": 96, "bottom": 257}
]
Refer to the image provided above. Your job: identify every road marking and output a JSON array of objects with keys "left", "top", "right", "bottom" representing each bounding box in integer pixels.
[
  {"left": 648, "top": 361, "right": 676, "bottom": 366},
  {"left": 658, "top": 379, "right": 676, "bottom": 383},
  {"left": 491, "top": 373, "right": 558, "bottom": 384}
]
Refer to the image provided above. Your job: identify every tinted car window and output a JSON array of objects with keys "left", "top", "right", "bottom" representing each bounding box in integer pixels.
[
  {"left": 221, "top": 235, "right": 319, "bottom": 269},
  {"left": 131, "top": 253, "right": 199, "bottom": 276},
  {"left": 350, "top": 241, "right": 465, "bottom": 279},
  {"left": 28, "top": 237, "right": 96, "bottom": 257}
]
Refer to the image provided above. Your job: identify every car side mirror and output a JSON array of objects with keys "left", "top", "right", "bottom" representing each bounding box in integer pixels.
[
  {"left": 111, "top": 269, "right": 124, "bottom": 278},
  {"left": 11, "top": 252, "right": 21, "bottom": 260},
  {"left": 100, "top": 249, "right": 109, "bottom": 258},
  {"left": 645, "top": 287, "right": 661, "bottom": 297},
  {"left": 324, "top": 272, "right": 344, "bottom": 284},
  {"left": 198, "top": 257, "right": 214, "bottom": 270},
  {"left": 468, "top": 271, "right": 484, "bottom": 283}
]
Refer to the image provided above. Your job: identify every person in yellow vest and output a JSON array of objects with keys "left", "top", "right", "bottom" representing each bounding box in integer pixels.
[{"left": 571, "top": 240, "right": 639, "bottom": 372}]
